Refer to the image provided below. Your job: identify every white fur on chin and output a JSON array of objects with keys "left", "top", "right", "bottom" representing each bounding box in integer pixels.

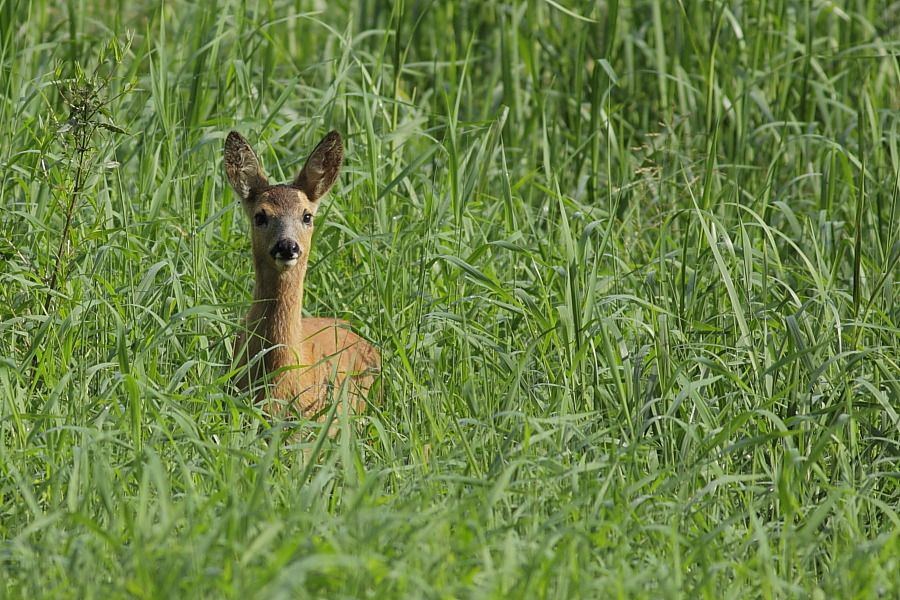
[{"left": 275, "top": 258, "right": 298, "bottom": 270}]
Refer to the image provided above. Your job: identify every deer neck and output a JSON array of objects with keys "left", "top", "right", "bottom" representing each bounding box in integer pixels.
[{"left": 251, "top": 261, "right": 307, "bottom": 352}]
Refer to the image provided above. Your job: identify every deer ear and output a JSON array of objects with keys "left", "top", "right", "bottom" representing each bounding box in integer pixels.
[
  {"left": 224, "top": 131, "right": 269, "bottom": 201},
  {"left": 293, "top": 130, "right": 343, "bottom": 202}
]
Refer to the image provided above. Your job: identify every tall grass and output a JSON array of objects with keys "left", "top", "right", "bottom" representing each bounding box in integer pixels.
[{"left": 1, "top": 0, "right": 898, "bottom": 597}]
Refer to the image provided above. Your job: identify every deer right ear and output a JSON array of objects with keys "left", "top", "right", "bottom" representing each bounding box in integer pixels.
[{"left": 224, "top": 131, "right": 269, "bottom": 201}]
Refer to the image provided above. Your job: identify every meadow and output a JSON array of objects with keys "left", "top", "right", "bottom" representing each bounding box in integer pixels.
[{"left": 1, "top": 0, "right": 898, "bottom": 597}]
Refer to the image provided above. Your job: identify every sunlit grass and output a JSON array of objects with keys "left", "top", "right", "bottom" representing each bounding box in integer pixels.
[{"left": 1, "top": 0, "right": 898, "bottom": 597}]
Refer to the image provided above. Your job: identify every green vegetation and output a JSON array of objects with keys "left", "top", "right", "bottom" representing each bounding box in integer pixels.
[{"left": 1, "top": 0, "right": 898, "bottom": 597}]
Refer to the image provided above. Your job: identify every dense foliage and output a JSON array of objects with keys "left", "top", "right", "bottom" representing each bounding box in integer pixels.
[{"left": 1, "top": 1, "right": 898, "bottom": 597}]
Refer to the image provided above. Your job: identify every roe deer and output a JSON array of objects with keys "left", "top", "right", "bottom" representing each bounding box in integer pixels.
[{"left": 225, "top": 129, "right": 380, "bottom": 421}]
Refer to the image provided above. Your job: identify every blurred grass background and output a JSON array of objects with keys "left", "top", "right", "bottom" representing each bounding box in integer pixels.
[{"left": 1, "top": 0, "right": 898, "bottom": 597}]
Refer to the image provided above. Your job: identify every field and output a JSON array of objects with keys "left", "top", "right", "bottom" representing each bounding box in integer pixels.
[{"left": 1, "top": 0, "right": 899, "bottom": 597}]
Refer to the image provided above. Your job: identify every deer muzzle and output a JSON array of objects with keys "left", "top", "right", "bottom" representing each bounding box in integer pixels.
[{"left": 270, "top": 239, "right": 301, "bottom": 269}]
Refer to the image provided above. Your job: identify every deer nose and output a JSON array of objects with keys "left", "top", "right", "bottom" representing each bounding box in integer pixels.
[{"left": 271, "top": 239, "right": 301, "bottom": 261}]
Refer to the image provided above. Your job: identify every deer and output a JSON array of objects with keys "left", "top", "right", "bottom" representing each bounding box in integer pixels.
[{"left": 224, "top": 129, "right": 380, "bottom": 425}]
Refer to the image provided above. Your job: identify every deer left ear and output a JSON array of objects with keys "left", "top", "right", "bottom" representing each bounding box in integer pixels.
[
  {"left": 293, "top": 130, "right": 343, "bottom": 203},
  {"left": 224, "top": 131, "right": 269, "bottom": 201}
]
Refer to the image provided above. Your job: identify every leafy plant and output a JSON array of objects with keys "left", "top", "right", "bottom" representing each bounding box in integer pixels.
[{"left": 42, "top": 34, "right": 133, "bottom": 314}]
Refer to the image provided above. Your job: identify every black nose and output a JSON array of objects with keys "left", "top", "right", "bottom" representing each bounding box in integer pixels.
[{"left": 270, "top": 239, "right": 300, "bottom": 260}]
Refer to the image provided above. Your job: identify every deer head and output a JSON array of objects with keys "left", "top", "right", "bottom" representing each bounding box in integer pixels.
[{"left": 224, "top": 130, "right": 344, "bottom": 276}]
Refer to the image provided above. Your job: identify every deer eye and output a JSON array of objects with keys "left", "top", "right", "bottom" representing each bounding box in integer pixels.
[
  {"left": 302, "top": 212, "right": 313, "bottom": 225},
  {"left": 254, "top": 212, "right": 268, "bottom": 227}
]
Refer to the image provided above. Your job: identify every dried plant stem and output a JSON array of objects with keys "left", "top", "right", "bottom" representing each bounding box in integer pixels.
[{"left": 42, "top": 127, "right": 91, "bottom": 316}]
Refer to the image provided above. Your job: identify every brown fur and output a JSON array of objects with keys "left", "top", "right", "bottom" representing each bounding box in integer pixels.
[{"left": 226, "top": 130, "right": 379, "bottom": 421}]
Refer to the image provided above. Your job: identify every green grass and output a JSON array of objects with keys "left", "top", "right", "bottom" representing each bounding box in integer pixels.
[{"left": 1, "top": 0, "right": 899, "bottom": 597}]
